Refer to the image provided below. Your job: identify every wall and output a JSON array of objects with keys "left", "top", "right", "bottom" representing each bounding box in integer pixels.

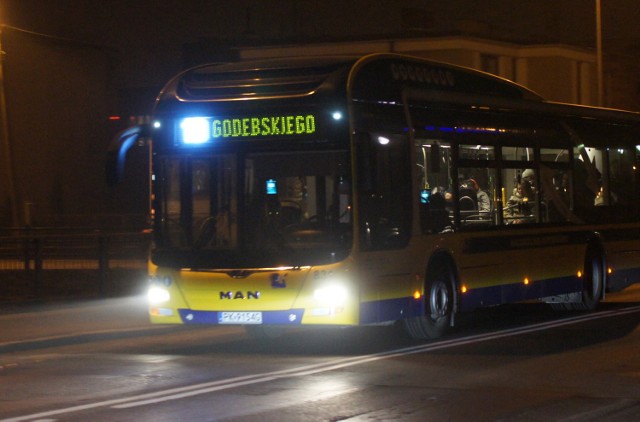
[{"left": 0, "top": 27, "right": 119, "bottom": 226}]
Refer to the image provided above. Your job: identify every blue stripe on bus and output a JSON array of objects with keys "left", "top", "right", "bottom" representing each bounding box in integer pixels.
[
  {"left": 177, "top": 309, "right": 305, "bottom": 325},
  {"left": 360, "top": 274, "right": 582, "bottom": 324},
  {"left": 360, "top": 296, "right": 424, "bottom": 324},
  {"left": 608, "top": 267, "right": 640, "bottom": 292},
  {"left": 459, "top": 275, "right": 582, "bottom": 311}
]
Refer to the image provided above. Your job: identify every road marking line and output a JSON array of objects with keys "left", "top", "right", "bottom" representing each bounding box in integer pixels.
[
  {"left": 2, "top": 305, "right": 639, "bottom": 421},
  {"left": 115, "top": 305, "right": 640, "bottom": 408}
]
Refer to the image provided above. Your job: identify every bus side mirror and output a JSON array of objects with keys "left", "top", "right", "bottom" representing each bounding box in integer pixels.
[{"left": 106, "top": 124, "right": 148, "bottom": 186}]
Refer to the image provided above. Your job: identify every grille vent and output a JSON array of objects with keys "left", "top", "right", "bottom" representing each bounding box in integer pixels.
[{"left": 176, "top": 61, "right": 349, "bottom": 101}]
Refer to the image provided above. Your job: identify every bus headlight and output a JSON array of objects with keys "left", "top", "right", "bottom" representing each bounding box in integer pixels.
[
  {"left": 148, "top": 286, "right": 171, "bottom": 304},
  {"left": 180, "top": 117, "right": 211, "bottom": 144},
  {"left": 313, "top": 282, "right": 348, "bottom": 307}
]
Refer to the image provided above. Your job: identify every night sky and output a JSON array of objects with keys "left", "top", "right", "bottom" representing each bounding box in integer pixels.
[{"left": 3, "top": 1, "right": 640, "bottom": 94}]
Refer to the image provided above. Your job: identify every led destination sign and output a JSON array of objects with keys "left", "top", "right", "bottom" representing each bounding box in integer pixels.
[
  {"left": 215, "top": 114, "right": 316, "bottom": 138},
  {"left": 179, "top": 114, "right": 317, "bottom": 144}
]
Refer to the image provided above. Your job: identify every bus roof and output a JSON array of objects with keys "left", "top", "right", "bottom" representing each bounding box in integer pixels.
[
  {"left": 156, "top": 53, "right": 640, "bottom": 126},
  {"left": 158, "top": 53, "right": 539, "bottom": 103}
]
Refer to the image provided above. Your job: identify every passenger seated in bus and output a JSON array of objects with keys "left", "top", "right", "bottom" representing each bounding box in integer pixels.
[
  {"left": 465, "top": 178, "right": 491, "bottom": 214},
  {"left": 508, "top": 180, "right": 533, "bottom": 204},
  {"left": 521, "top": 169, "right": 535, "bottom": 190},
  {"left": 505, "top": 180, "right": 534, "bottom": 222},
  {"left": 511, "top": 169, "right": 536, "bottom": 198},
  {"left": 443, "top": 190, "right": 454, "bottom": 208}
]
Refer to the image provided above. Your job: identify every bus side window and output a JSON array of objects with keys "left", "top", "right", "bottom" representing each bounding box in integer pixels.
[
  {"left": 357, "top": 132, "right": 412, "bottom": 249},
  {"left": 417, "top": 140, "right": 453, "bottom": 233},
  {"left": 609, "top": 145, "right": 640, "bottom": 222},
  {"left": 573, "top": 145, "right": 604, "bottom": 222},
  {"left": 585, "top": 145, "right": 640, "bottom": 223},
  {"left": 539, "top": 165, "right": 571, "bottom": 223},
  {"left": 607, "top": 147, "right": 638, "bottom": 207},
  {"left": 457, "top": 144, "right": 497, "bottom": 226}
]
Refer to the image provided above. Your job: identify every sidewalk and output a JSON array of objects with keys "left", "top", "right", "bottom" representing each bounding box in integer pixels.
[
  {"left": 0, "top": 295, "right": 175, "bottom": 353},
  {"left": 0, "top": 268, "right": 147, "bottom": 309}
]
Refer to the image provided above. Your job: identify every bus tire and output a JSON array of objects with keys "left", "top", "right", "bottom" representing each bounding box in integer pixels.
[
  {"left": 570, "top": 246, "right": 604, "bottom": 311},
  {"left": 404, "top": 263, "right": 455, "bottom": 340}
]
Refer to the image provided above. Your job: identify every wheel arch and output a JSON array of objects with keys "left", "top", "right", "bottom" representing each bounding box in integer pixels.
[{"left": 425, "top": 249, "right": 460, "bottom": 325}]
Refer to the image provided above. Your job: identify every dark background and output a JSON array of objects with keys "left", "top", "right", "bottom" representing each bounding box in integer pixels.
[
  {"left": 1, "top": 1, "right": 639, "bottom": 227},
  {"left": 4, "top": 0, "right": 640, "bottom": 115}
]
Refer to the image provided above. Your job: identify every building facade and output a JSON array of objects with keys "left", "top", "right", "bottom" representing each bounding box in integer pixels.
[{"left": 234, "top": 36, "right": 600, "bottom": 107}]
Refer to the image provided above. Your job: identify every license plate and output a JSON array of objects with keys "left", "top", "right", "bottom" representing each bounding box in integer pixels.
[{"left": 218, "top": 311, "right": 263, "bottom": 324}]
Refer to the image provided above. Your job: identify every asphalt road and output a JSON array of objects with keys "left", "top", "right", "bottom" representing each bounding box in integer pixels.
[{"left": 1, "top": 286, "right": 639, "bottom": 421}]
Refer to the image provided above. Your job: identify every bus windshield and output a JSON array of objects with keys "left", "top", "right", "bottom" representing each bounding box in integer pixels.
[{"left": 152, "top": 149, "right": 352, "bottom": 269}]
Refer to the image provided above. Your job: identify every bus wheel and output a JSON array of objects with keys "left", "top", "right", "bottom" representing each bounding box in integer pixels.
[
  {"left": 571, "top": 248, "right": 604, "bottom": 311},
  {"left": 404, "top": 264, "right": 454, "bottom": 340}
]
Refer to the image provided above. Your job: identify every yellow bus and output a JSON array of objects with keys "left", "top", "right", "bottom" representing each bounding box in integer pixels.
[{"left": 108, "top": 53, "right": 640, "bottom": 339}]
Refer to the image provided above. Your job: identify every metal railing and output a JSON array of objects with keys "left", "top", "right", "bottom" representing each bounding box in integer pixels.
[{"left": 0, "top": 228, "right": 150, "bottom": 302}]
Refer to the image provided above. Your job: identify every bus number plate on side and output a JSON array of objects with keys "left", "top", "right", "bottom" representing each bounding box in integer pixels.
[{"left": 218, "top": 312, "right": 263, "bottom": 324}]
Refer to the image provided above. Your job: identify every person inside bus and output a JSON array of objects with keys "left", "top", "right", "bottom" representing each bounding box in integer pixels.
[
  {"left": 465, "top": 178, "right": 491, "bottom": 214},
  {"left": 511, "top": 169, "right": 536, "bottom": 197},
  {"left": 505, "top": 179, "right": 535, "bottom": 222},
  {"left": 521, "top": 169, "right": 535, "bottom": 190}
]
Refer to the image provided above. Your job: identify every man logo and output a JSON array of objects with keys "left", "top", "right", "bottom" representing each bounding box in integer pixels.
[{"left": 219, "top": 291, "right": 260, "bottom": 299}]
